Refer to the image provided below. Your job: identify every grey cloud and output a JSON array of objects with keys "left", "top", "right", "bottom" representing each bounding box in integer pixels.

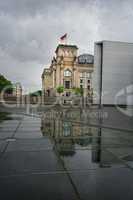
[
  {"left": 0, "top": 1, "right": 99, "bottom": 63},
  {"left": 0, "top": 0, "right": 91, "bottom": 17}
]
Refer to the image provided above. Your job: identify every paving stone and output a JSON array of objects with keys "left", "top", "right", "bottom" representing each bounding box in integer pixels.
[
  {"left": 15, "top": 131, "right": 43, "bottom": 139},
  {"left": 17, "top": 127, "right": 41, "bottom": 131},
  {"left": 6, "top": 138, "right": 53, "bottom": 152},
  {"left": 1, "top": 120, "right": 20, "bottom": 125},
  {"left": 0, "top": 150, "right": 64, "bottom": 176},
  {"left": 0, "top": 141, "right": 7, "bottom": 153},
  {"left": 0, "top": 131, "right": 14, "bottom": 139},
  {"left": 0, "top": 173, "right": 77, "bottom": 200},
  {"left": 70, "top": 167, "right": 133, "bottom": 200},
  {"left": 0, "top": 126, "right": 17, "bottom": 131}
]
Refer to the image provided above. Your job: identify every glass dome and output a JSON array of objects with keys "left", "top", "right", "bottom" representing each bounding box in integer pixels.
[{"left": 78, "top": 54, "right": 94, "bottom": 64}]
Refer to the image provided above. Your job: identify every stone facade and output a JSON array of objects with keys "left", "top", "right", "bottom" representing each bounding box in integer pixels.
[{"left": 42, "top": 44, "right": 94, "bottom": 98}]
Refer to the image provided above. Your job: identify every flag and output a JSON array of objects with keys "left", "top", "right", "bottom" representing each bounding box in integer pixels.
[{"left": 60, "top": 33, "right": 67, "bottom": 41}]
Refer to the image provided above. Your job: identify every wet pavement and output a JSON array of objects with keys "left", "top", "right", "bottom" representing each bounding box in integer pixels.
[{"left": 0, "top": 107, "right": 133, "bottom": 200}]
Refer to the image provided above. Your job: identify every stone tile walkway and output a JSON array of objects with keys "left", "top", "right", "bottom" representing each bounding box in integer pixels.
[{"left": 0, "top": 112, "right": 133, "bottom": 200}]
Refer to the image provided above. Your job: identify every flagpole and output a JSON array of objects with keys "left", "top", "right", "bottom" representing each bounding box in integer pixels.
[
  {"left": 65, "top": 36, "right": 67, "bottom": 45},
  {"left": 66, "top": 36, "right": 68, "bottom": 45}
]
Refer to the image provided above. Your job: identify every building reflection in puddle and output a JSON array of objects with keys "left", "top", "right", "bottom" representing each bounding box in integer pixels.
[{"left": 41, "top": 108, "right": 123, "bottom": 168}]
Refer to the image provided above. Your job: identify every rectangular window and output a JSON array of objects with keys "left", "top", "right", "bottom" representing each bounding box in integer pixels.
[
  {"left": 80, "top": 79, "right": 83, "bottom": 83},
  {"left": 65, "top": 81, "right": 70, "bottom": 89}
]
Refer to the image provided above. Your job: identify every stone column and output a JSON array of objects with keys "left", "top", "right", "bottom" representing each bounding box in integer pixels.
[
  {"left": 53, "top": 70, "right": 55, "bottom": 88},
  {"left": 56, "top": 65, "right": 60, "bottom": 87},
  {"left": 60, "top": 69, "right": 64, "bottom": 85}
]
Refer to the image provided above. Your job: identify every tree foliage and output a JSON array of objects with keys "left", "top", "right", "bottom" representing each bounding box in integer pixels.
[
  {"left": 57, "top": 85, "right": 64, "bottom": 94},
  {"left": 0, "top": 74, "right": 13, "bottom": 93},
  {"left": 73, "top": 87, "right": 83, "bottom": 96},
  {"left": 30, "top": 90, "right": 42, "bottom": 96}
]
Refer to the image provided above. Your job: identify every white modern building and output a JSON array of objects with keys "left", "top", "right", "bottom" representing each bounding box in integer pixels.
[{"left": 93, "top": 41, "right": 133, "bottom": 106}]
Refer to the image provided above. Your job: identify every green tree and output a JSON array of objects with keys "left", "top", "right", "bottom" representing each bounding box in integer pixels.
[
  {"left": 30, "top": 90, "right": 42, "bottom": 97},
  {"left": 73, "top": 87, "right": 83, "bottom": 96},
  {"left": 0, "top": 74, "right": 13, "bottom": 93},
  {"left": 57, "top": 85, "right": 64, "bottom": 95}
]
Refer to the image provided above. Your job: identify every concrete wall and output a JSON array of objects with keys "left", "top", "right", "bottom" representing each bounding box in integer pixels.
[
  {"left": 93, "top": 42, "right": 102, "bottom": 104},
  {"left": 93, "top": 41, "right": 133, "bottom": 105}
]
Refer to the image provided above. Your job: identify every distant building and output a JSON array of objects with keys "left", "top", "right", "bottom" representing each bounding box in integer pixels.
[
  {"left": 42, "top": 44, "right": 94, "bottom": 98},
  {"left": 12, "top": 82, "right": 22, "bottom": 98}
]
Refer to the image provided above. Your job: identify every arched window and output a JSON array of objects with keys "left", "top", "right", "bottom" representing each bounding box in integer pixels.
[{"left": 64, "top": 69, "right": 72, "bottom": 77}]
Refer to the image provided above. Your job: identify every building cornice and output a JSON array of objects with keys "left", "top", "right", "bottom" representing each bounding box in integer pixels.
[{"left": 55, "top": 44, "right": 78, "bottom": 54}]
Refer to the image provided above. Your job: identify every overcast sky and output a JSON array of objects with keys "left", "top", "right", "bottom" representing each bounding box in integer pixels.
[{"left": 0, "top": 0, "right": 133, "bottom": 92}]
